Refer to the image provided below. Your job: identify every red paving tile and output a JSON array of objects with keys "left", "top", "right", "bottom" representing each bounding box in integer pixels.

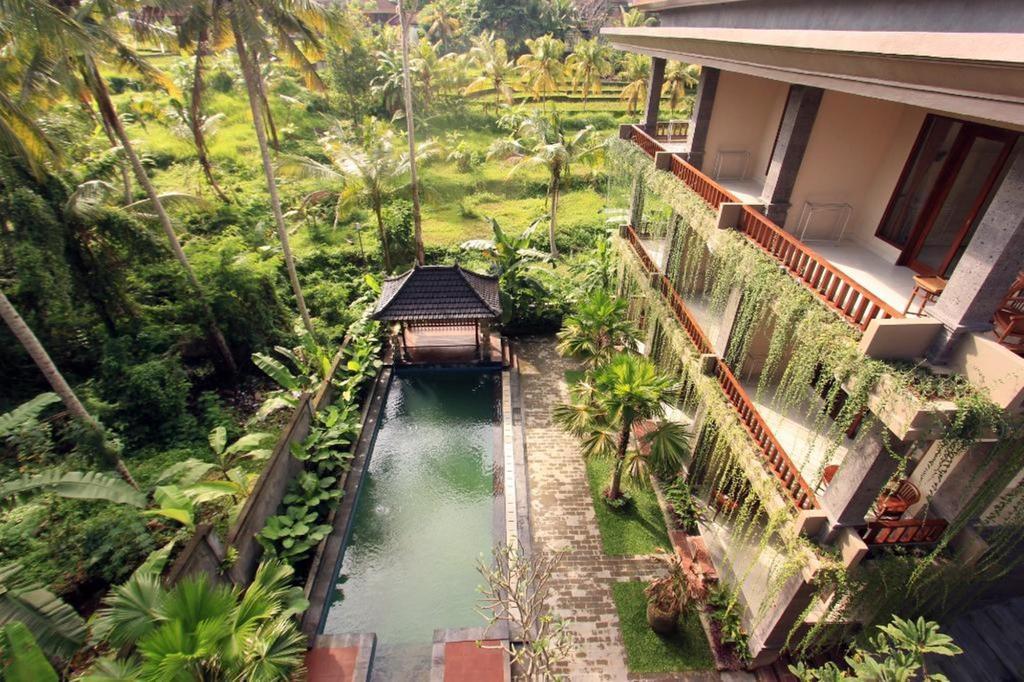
[
  {"left": 306, "top": 646, "right": 358, "bottom": 682},
  {"left": 444, "top": 640, "right": 506, "bottom": 682}
]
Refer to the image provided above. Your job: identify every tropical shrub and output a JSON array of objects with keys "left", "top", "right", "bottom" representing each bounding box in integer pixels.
[
  {"left": 382, "top": 199, "right": 415, "bottom": 266},
  {"left": 708, "top": 586, "right": 751, "bottom": 665},
  {"left": 664, "top": 478, "right": 700, "bottom": 534},
  {"left": 99, "top": 346, "right": 194, "bottom": 445},
  {"left": 789, "top": 615, "right": 962, "bottom": 681}
]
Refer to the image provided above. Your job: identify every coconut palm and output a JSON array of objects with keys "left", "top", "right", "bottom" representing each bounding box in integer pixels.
[
  {"left": 664, "top": 61, "right": 700, "bottom": 112},
  {"left": 1, "top": 0, "right": 238, "bottom": 374},
  {"left": 399, "top": 0, "right": 426, "bottom": 265},
  {"left": 418, "top": 0, "right": 462, "bottom": 51},
  {"left": 464, "top": 32, "right": 518, "bottom": 110},
  {"left": 555, "top": 353, "right": 686, "bottom": 501},
  {"left": 0, "top": 290, "right": 139, "bottom": 488},
  {"left": 556, "top": 290, "right": 640, "bottom": 364},
  {"left": 566, "top": 38, "right": 614, "bottom": 110},
  {"left": 517, "top": 34, "right": 566, "bottom": 105},
  {"left": 279, "top": 120, "right": 435, "bottom": 272},
  {"left": 88, "top": 560, "right": 307, "bottom": 680},
  {"left": 221, "top": 0, "right": 346, "bottom": 337},
  {"left": 487, "top": 113, "right": 599, "bottom": 257},
  {"left": 619, "top": 53, "right": 651, "bottom": 116},
  {"left": 164, "top": 16, "right": 232, "bottom": 203}
]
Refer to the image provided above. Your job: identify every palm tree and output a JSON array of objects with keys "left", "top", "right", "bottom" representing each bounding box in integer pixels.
[
  {"left": 166, "top": 16, "right": 232, "bottom": 203},
  {"left": 279, "top": 120, "right": 435, "bottom": 272},
  {"left": 464, "top": 32, "right": 518, "bottom": 110},
  {"left": 89, "top": 560, "right": 307, "bottom": 680},
  {"left": 488, "top": 113, "right": 599, "bottom": 257},
  {"left": 663, "top": 61, "right": 700, "bottom": 112},
  {"left": 398, "top": 0, "right": 426, "bottom": 265},
  {"left": 224, "top": 0, "right": 340, "bottom": 337},
  {"left": 566, "top": 38, "right": 613, "bottom": 110},
  {"left": 555, "top": 353, "right": 686, "bottom": 501},
  {"left": 619, "top": 53, "right": 651, "bottom": 116},
  {"left": 2, "top": 0, "right": 238, "bottom": 374},
  {"left": 517, "top": 35, "right": 566, "bottom": 106},
  {"left": 418, "top": 0, "right": 462, "bottom": 51},
  {"left": 556, "top": 290, "right": 640, "bottom": 365},
  {"left": 0, "top": 290, "right": 138, "bottom": 488}
]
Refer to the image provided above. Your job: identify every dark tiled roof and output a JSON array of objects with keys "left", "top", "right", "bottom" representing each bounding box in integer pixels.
[{"left": 372, "top": 265, "right": 502, "bottom": 322}]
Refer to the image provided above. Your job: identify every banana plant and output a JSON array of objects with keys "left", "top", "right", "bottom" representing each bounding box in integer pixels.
[
  {"left": 253, "top": 328, "right": 336, "bottom": 421},
  {"left": 0, "top": 393, "right": 60, "bottom": 439},
  {"left": 0, "top": 622, "right": 59, "bottom": 681},
  {"left": 0, "top": 564, "right": 86, "bottom": 662}
]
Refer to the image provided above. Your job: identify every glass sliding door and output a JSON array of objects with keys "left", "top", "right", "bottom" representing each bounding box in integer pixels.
[{"left": 876, "top": 116, "right": 1017, "bottom": 277}]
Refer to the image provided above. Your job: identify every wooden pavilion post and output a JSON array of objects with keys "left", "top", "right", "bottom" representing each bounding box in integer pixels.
[{"left": 479, "top": 319, "right": 492, "bottom": 362}]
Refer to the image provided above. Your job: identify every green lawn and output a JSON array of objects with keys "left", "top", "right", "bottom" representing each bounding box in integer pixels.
[
  {"left": 585, "top": 457, "right": 671, "bottom": 555},
  {"left": 612, "top": 581, "right": 715, "bottom": 674}
]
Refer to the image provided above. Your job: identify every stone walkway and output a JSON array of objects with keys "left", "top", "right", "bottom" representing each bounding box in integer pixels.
[{"left": 518, "top": 339, "right": 724, "bottom": 682}]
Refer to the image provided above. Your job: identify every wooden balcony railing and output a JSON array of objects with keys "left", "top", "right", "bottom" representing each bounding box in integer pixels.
[
  {"left": 630, "top": 125, "right": 663, "bottom": 158},
  {"left": 738, "top": 209, "right": 901, "bottom": 331},
  {"left": 624, "top": 225, "right": 819, "bottom": 511},
  {"left": 859, "top": 518, "right": 948, "bottom": 546},
  {"left": 625, "top": 131, "right": 905, "bottom": 332},
  {"left": 669, "top": 155, "right": 738, "bottom": 210},
  {"left": 654, "top": 120, "right": 689, "bottom": 141}
]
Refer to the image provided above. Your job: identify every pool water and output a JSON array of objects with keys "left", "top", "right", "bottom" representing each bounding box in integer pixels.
[{"left": 321, "top": 369, "right": 500, "bottom": 679}]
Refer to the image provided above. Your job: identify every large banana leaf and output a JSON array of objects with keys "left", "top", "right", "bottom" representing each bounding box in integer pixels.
[
  {"left": 0, "top": 564, "right": 87, "bottom": 660},
  {"left": 0, "top": 393, "right": 60, "bottom": 438},
  {"left": 252, "top": 353, "right": 300, "bottom": 391},
  {"left": 0, "top": 471, "right": 147, "bottom": 508},
  {"left": 0, "top": 621, "right": 59, "bottom": 681}
]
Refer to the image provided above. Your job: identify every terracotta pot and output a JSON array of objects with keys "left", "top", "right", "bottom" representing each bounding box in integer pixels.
[{"left": 646, "top": 602, "right": 680, "bottom": 635}]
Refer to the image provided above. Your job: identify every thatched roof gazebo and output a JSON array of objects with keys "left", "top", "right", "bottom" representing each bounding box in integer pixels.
[{"left": 372, "top": 265, "right": 503, "bottom": 365}]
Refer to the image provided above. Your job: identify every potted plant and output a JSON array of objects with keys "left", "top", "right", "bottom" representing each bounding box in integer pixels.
[{"left": 644, "top": 549, "right": 701, "bottom": 635}]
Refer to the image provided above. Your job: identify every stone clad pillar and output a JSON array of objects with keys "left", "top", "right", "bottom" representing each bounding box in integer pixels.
[
  {"left": 686, "top": 67, "right": 719, "bottom": 171},
  {"left": 820, "top": 427, "right": 914, "bottom": 534},
  {"left": 927, "top": 140, "right": 1024, "bottom": 362},
  {"left": 760, "top": 85, "right": 823, "bottom": 225},
  {"left": 643, "top": 57, "right": 666, "bottom": 131}
]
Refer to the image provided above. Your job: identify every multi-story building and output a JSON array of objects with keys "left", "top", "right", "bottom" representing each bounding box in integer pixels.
[{"left": 601, "top": 0, "right": 1024, "bottom": 669}]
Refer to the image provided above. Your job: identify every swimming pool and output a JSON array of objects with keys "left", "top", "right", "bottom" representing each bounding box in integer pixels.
[{"left": 320, "top": 369, "right": 502, "bottom": 679}]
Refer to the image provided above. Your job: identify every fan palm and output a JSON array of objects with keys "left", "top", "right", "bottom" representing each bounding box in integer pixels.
[
  {"left": 566, "top": 38, "right": 613, "bottom": 110},
  {"left": 619, "top": 53, "right": 651, "bottom": 116},
  {"left": 88, "top": 560, "right": 308, "bottom": 680},
  {"left": 487, "top": 113, "right": 599, "bottom": 257},
  {"left": 555, "top": 353, "right": 685, "bottom": 501},
  {"left": 278, "top": 120, "right": 436, "bottom": 272},
  {"left": 664, "top": 61, "right": 700, "bottom": 112},
  {"left": 556, "top": 290, "right": 640, "bottom": 364},
  {"left": 464, "top": 31, "right": 518, "bottom": 110},
  {"left": 516, "top": 34, "right": 565, "bottom": 105},
  {"left": 1, "top": 0, "right": 238, "bottom": 374}
]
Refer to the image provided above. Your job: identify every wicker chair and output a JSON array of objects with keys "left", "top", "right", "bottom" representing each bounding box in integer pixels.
[{"left": 993, "top": 272, "right": 1024, "bottom": 354}]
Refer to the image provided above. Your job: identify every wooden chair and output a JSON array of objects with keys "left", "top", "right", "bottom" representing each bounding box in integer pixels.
[
  {"left": 817, "top": 464, "right": 840, "bottom": 492},
  {"left": 875, "top": 479, "right": 921, "bottom": 520},
  {"left": 993, "top": 272, "right": 1024, "bottom": 354}
]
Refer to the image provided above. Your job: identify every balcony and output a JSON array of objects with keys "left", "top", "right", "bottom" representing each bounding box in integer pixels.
[
  {"left": 628, "top": 125, "right": 905, "bottom": 332},
  {"left": 624, "top": 225, "right": 954, "bottom": 550},
  {"left": 624, "top": 225, "right": 818, "bottom": 513}
]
